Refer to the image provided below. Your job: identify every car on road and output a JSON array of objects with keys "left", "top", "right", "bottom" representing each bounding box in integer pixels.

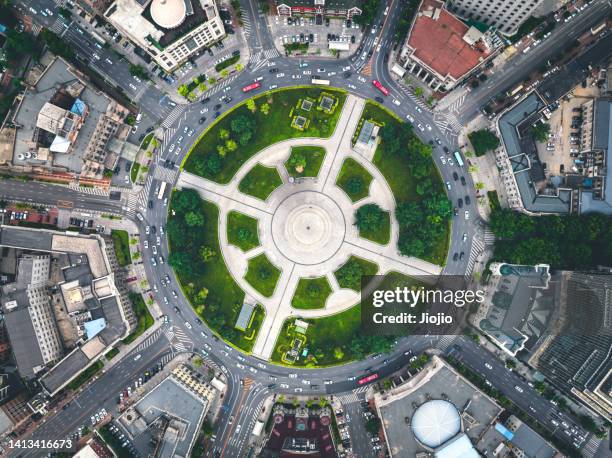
[
  {"left": 214, "top": 111, "right": 221, "bottom": 118},
  {"left": 457, "top": 198, "right": 463, "bottom": 208},
  {"left": 460, "top": 176, "right": 466, "bottom": 185},
  {"left": 302, "top": 379, "right": 310, "bottom": 385},
  {"left": 485, "top": 363, "right": 492, "bottom": 369},
  {"left": 515, "top": 385, "right": 524, "bottom": 393},
  {"left": 144, "top": 240, "right": 148, "bottom": 249},
  {"left": 464, "top": 210, "right": 469, "bottom": 220},
  {"left": 236, "top": 363, "right": 245, "bottom": 369},
  {"left": 133, "top": 354, "right": 142, "bottom": 361},
  {"left": 425, "top": 124, "right": 432, "bottom": 131},
  {"left": 439, "top": 155, "right": 446, "bottom": 165},
  {"left": 200, "top": 107, "right": 208, "bottom": 114},
  {"left": 465, "top": 195, "right": 471, "bottom": 205},
  {"left": 280, "top": 383, "right": 289, "bottom": 388},
  {"left": 392, "top": 99, "right": 401, "bottom": 106},
  {"left": 269, "top": 68, "right": 279, "bottom": 73},
  {"left": 294, "top": 387, "right": 303, "bottom": 392},
  {"left": 269, "top": 84, "right": 278, "bottom": 90},
  {"left": 453, "top": 171, "right": 459, "bottom": 181},
  {"left": 276, "top": 73, "right": 285, "bottom": 78},
  {"left": 375, "top": 96, "right": 384, "bottom": 103},
  {"left": 453, "top": 253, "right": 459, "bottom": 261},
  {"left": 249, "top": 367, "right": 257, "bottom": 373},
  {"left": 324, "top": 380, "right": 333, "bottom": 385},
  {"left": 184, "top": 321, "right": 192, "bottom": 329},
  {"left": 406, "top": 114, "right": 415, "bottom": 123},
  {"left": 462, "top": 233, "right": 467, "bottom": 242},
  {"left": 289, "top": 373, "right": 297, "bottom": 378},
  {"left": 152, "top": 246, "right": 157, "bottom": 255},
  {"left": 199, "top": 117, "right": 206, "bottom": 124},
  {"left": 417, "top": 123, "right": 425, "bottom": 132}
]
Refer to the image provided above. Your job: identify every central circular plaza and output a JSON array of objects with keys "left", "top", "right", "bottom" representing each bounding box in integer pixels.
[{"left": 271, "top": 191, "right": 346, "bottom": 265}]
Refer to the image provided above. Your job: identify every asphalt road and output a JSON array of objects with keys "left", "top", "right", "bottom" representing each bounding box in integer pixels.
[{"left": 5, "top": 0, "right": 610, "bottom": 456}]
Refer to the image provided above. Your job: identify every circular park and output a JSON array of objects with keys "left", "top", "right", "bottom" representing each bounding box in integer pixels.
[{"left": 167, "top": 87, "right": 452, "bottom": 367}]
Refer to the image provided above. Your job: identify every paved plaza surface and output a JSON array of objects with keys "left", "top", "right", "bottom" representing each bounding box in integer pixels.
[{"left": 177, "top": 94, "right": 442, "bottom": 360}]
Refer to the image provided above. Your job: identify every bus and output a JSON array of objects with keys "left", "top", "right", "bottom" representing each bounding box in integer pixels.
[
  {"left": 507, "top": 84, "right": 523, "bottom": 97},
  {"left": 242, "top": 82, "right": 261, "bottom": 93},
  {"left": 372, "top": 80, "right": 389, "bottom": 96},
  {"left": 454, "top": 151, "right": 464, "bottom": 167},
  {"left": 90, "top": 30, "right": 106, "bottom": 46},
  {"left": 311, "top": 77, "right": 330, "bottom": 86},
  {"left": 358, "top": 373, "right": 379, "bottom": 385},
  {"left": 157, "top": 181, "right": 167, "bottom": 200},
  {"left": 591, "top": 22, "right": 606, "bottom": 35}
]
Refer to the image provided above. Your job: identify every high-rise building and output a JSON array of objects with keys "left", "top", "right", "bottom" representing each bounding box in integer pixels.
[
  {"left": 106, "top": 0, "right": 226, "bottom": 73},
  {"left": 446, "top": 0, "right": 545, "bottom": 36}
]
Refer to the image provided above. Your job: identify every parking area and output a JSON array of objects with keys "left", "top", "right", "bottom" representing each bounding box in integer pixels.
[
  {"left": 268, "top": 15, "right": 363, "bottom": 58},
  {"left": 537, "top": 82, "right": 601, "bottom": 176}
]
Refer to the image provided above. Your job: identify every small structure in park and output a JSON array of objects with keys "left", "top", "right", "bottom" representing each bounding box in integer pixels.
[
  {"left": 292, "top": 115, "right": 309, "bottom": 131},
  {"left": 301, "top": 99, "right": 314, "bottom": 112},
  {"left": 318, "top": 93, "right": 338, "bottom": 114},
  {"left": 235, "top": 302, "right": 256, "bottom": 331}
]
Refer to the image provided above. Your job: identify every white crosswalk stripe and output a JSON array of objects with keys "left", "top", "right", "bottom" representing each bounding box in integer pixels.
[
  {"left": 161, "top": 127, "right": 177, "bottom": 148},
  {"left": 436, "top": 335, "right": 457, "bottom": 351},
  {"left": 68, "top": 183, "right": 110, "bottom": 196},
  {"left": 49, "top": 18, "right": 64, "bottom": 34},
  {"left": 335, "top": 386, "right": 369, "bottom": 405},
  {"left": 162, "top": 105, "right": 186, "bottom": 129},
  {"left": 240, "top": 9, "right": 251, "bottom": 36},
  {"left": 448, "top": 93, "right": 467, "bottom": 113},
  {"left": 153, "top": 165, "right": 178, "bottom": 184},
  {"left": 264, "top": 48, "right": 279, "bottom": 59},
  {"left": 483, "top": 229, "right": 495, "bottom": 245},
  {"left": 465, "top": 237, "right": 485, "bottom": 280},
  {"left": 203, "top": 74, "right": 239, "bottom": 99},
  {"left": 135, "top": 328, "right": 163, "bottom": 352},
  {"left": 159, "top": 352, "right": 174, "bottom": 366},
  {"left": 582, "top": 435, "right": 599, "bottom": 457}
]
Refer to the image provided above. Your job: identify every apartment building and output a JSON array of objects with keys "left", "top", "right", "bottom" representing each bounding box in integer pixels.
[
  {"left": 106, "top": 0, "right": 226, "bottom": 73},
  {"left": 446, "top": 0, "right": 545, "bottom": 36}
]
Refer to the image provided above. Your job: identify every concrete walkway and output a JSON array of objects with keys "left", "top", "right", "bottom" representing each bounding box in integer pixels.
[{"left": 176, "top": 94, "right": 443, "bottom": 360}]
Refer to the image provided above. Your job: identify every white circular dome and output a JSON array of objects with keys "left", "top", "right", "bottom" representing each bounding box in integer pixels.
[
  {"left": 411, "top": 400, "right": 461, "bottom": 449},
  {"left": 150, "top": 0, "right": 186, "bottom": 29}
]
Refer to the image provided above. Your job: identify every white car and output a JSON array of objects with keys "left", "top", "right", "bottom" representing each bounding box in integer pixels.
[
  {"left": 485, "top": 363, "right": 493, "bottom": 369},
  {"left": 223, "top": 86, "right": 231, "bottom": 92},
  {"left": 184, "top": 321, "right": 192, "bottom": 329},
  {"left": 289, "top": 373, "right": 298, "bottom": 378},
  {"left": 324, "top": 380, "right": 333, "bottom": 385},
  {"left": 439, "top": 155, "right": 446, "bottom": 165},
  {"left": 133, "top": 354, "right": 142, "bottom": 361},
  {"left": 464, "top": 210, "right": 470, "bottom": 220},
  {"left": 348, "top": 84, "right": 356, "bottom": 89},
  {"left": 342, "top": 66, "right": 351, "bottom": 71},
  {"left": 446, "top": 181, "right": 451, "bottom": 190},
  {"left": 303, "top": 70, "right": 311, "bottom": 75},
  {"left": 417, "top": 123, "right": 425, "bottom": 132},
  {"left": 392, "top": 99, "right": 401, "bottom": 106},
  {"left": 143, "top": 240, "right": 149, "bottom": 249},
  {"left": 406, "top": 114, "right": 415, "bottom": 122},
  {"left": 415, "top": 106, "right": 422, "bottom": 113},
  {"left": 515, "top": 385, "right": 524, "bottom": 393},
  {"left": 425, "top": 124, "right": 432, "bottom": 131},
  {"left": 291, "top": 74, "right": 302, "bottom": 79},
  {"left": 280, "top": 383, "right": 289, "bottom": 389},
  {"left": 294, "top": 387, "right": 303, "bottom": 393},
  {"left": 249, "top": 367, "right": 257, "bottom": 374},
  {"left": 236, "top": 363, "right": 245, "bottom": 369},
  {"left": 269, "top": 84, "right": 278, "bottom": 89},
  {"left": 152, "top": 246, "right": 157, "bottom": 255},
  {"left": 327, "top": 72, "right": 336, "bottom": 76},
  {"left": 168, "top": 144, "right": 175, "bottom": 153},
  {"left": 302, "top": 379, "right": 310, "bottom": 385},
  {"left": 358, "top": 76, "right": 366, "bottom": 83},
  {"left": 200, "top": 107, "right": 208, "bottom": 114},
  {"left": 276, "top": 73, "right": 285, "bottom": 78}
]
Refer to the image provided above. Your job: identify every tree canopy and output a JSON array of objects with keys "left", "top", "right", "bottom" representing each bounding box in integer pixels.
[{"left": 468, "top": 129, "right": 500, "bottom": 156}]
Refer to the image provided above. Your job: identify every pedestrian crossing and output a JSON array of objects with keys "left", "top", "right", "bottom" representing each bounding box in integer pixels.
[
  {"left": 335, "top": 386, "right": 369, "bottom": 405},
  {"left": 483, "top": 229, "right": 495, "bottom": 245},
  {"left": 158, "top": 352, "right": 175, "bottom": 366},
  {"left": 465, "top": 236, "right": 485, "bottom": 281},
  {"left": 203, "top": 74, "right": 239, "bottom": 99},
  {"left": 49, "top": 18, "right": 64, "bottom": 35},
  {"left": 153, "top": 165, "right": 178, "bottom": 184},
  {"left": 126, "top": 175, "right": 152, "bottom": 212},
  {"left": 164, "top": 326, "right": 194, "bottom": 353},
  {"left": 134, "top": 328, "right": 163, "bottom": 352},
  {"left": 161, "top": 127, "right": 177, "bottom": 148},
  {"left": 161, "top": 105, "right": 186, "bottom": 129},
  {"left": 240, "top": 8, "right": 251, "bottom": 37},
  {"left": 436, "top": 335, "right": 457, "bottom": 351},
  {"left": 447, "top": 93, "right": 467, "bottom": 113},
  {"left": 69, "top": 183, "right": 110, "bottom": 196},
  {"left": 582, "top": 435, "right": 599, "bottom": 457}
]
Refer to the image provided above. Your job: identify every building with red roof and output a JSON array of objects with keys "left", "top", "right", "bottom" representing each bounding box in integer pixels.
[{"left": 397, "top": 0, "right": 500, "bottom": 92}]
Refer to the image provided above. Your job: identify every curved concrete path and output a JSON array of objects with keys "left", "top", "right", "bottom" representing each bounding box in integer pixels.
[{"left": 177, "top": 94, "right": 442, "bottom": 360}]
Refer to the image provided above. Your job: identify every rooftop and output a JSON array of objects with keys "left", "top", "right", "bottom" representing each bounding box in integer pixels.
[{"left": 407, "top": 0, "right": 491, "bottom": 81}]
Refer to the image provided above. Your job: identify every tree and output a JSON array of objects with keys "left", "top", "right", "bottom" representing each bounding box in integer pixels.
[
  {"left": 220, "top": 69, "right": 229, "bottom": 78},
  {"left": 238, "top": 228, "right": 252, "bottom": 242},
  {"left": 475, "top": 182, "right": 485, "bottom": 190},
  {"left": 531, "top": 122, "right": 551, "bottom": 142},
  {"left": 217, "top": 144, "right": 227, "bottom": 157},
  {"left": 185, "top": 211, "right": 205, "bottom": 227},
  {"left": 231, "top": 115, "right": 255, "bottom": 135},
  {"left": 260, "top": 103, "right": 270, "bottom": 115},
  {"left": 355, "top": 204, "right": 385, "bottom": 232},
  {"left": 219, "top": 129, "right": 230, "bottom": 140},
  {"left": 346, "top": 176, "right": 363, "bottom": 196},
  {"left": 172, "top": 189, "right": 202, "bottom": 214},
  {"left": 288, "top": 152, "right": 307, "bottom": 174},
  {"left": 365, "top": 417, "right": 381, "bottom": 435},
  {"left": 169, "top": 252, "right": 192, "bottom": 276},
  {"left": 336, "top": 261, "right": 363, "bottom": 289},
  {"left": 199, "top": 245, "right": 216, "bottom": 262},
  {"left": 178, "top": 84, "right": 190, "bottom": 97},
  {"left": 129, "top": 64, "right": 149, "bottom": 80},
  {"left": 468, "top": 129, "right": 500, "bottom": 156},
  {"left": 196, "top": 287, "right": 209, "bottom": 303},
  {"left": 225, "top": 139, "right": 238, "bottom": 152},
  {"left": 198, "top": 82, "right": 207, "bottom": 92},
  {"left": 193, "top": 356, "right": 203, "bottom": 368},
  {"left": 414, "top": 86, "right": 423, "bottom": 97},
  {"left": 209, "top": 77, "right": 217, "bottom": 85},
  {"left": 236, "top": 63, "right": 244, "bottom": 71},
  {"left": 246, "top": 99, "right": 256, "bottom": 112}
]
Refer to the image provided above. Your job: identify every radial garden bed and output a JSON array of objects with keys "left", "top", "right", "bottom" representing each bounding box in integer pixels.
[
  {"left": 285, "top": 146, "right": 326, "bottom": 178},
  {"left": 335, "top": 157, "right": 373, "bottom": 202},
  {"left": 238, "top": 163, "right": 283, "bottom": 201},
  {"left": 291, "top": 276, "right": 333, "bottom": 309},
  {"left": 227, "top": 211, "right": 260, "bottom": 252},
  {"left": 334, "top": 255, "right": 379, "bottom": 291},
  {"left": 245, "top": 253, "right": 281, "bottom": 297}
]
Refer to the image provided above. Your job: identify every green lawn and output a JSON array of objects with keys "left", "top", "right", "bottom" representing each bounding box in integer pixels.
[
  {"left": 358, "top": 209, "right": 391, "bottom": 245},
  {"left": 336, "top": 157, "right": 373, "bottom": 202},
  {"left": 130, "top": 162, "right": 140, "bottom": 183},
  {"left": 245, "top": 254, "right": 281, "bottom": 297},
  {"left": 365, "top": 101, "right": 449, "bottom": 265},
  {"left": 285, "top": 146, "right": 326, "bottom": 178},
  {"left": 238, "top": 164, "right": 283, "bottom": 201},
  {"left": 291, "top": 276, "right": 333, "bottom": 309},
  {"left": 122, "top": 293, "right": 154, "bottom": 344},
  {"left": 227, "top": 211, "right": 260, "bottom": 251},
  {"left": 237, "top": 304, "right": 266, "bottom": 352},
  {"left": 272, "top": 272, "right": 419, "bottom": 366},
  {"left": 168, "top": 192, "right": 254, "bottom": 351},
  {"left": 67, "top": 360, "right": 104, "bottom": 391},
  {"left": 111, "top": 229, "right": 131, "bottom": 266},
  {"left": 334, "top": 256, "right": 379, "bottom": 291},
  {"left": 184, "top": 87, "right": 347, "bottom": 184}
]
